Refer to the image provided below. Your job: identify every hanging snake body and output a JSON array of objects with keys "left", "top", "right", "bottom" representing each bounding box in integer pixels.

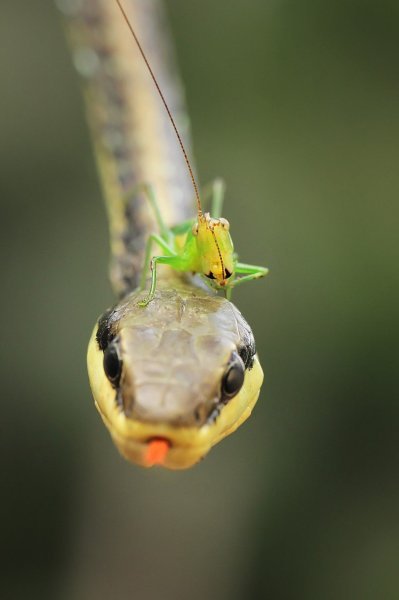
[{"left": 61, "top": 0, "right": 264, "bottom": 469}]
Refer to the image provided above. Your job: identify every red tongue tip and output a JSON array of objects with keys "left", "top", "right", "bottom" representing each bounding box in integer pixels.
[{"left": 145, "top": 438, "right": 170, "bottom": 466}]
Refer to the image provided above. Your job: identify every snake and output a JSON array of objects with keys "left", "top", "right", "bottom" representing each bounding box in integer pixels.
[{"left": 60, "top": 0, "right": 264, "bottom": 469}]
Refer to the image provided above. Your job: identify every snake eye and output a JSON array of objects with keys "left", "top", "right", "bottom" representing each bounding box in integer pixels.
[
  {"left": 103, "top": 344, "right": 122, "bottom": 386},
  {"left": 222, "top": 352, "right": 245, "bottom": 399}
]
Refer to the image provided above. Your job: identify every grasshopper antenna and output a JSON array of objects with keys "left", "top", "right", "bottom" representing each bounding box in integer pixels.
[{"left": 115, "top": 0, "right": 203, "bottom": 216}]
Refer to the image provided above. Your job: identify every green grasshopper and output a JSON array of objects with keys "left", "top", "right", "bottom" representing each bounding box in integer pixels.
[{"left": 116, "top": 0, "right": 268, "bottom": 306}]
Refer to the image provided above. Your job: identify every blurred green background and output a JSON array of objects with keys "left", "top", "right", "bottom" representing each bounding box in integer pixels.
[{"left": 1, "top": 1, "right": 399, "bottom": 599}]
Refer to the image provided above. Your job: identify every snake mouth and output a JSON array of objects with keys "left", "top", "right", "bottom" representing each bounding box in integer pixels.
[{"left": 108, "top": 424, "right": 213, "bottom": 469}]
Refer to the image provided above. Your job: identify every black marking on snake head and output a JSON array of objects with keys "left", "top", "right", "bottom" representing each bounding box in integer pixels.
[
  {"left": 238, "top": 341, "right": 256, "bottom": 370},
  {"left": 96, "top": 307, "right": 117, "bottom": 350},
  {"left": 236, "top": 314, "right": 256, "bottom": 370},
  {"left": 116, "top": 388, "right": 124, "bottom": 412}
]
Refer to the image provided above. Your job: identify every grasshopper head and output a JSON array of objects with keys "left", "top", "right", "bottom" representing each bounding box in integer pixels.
[{"left": 192, "top": 212, "right": 235, "bottom": 286}]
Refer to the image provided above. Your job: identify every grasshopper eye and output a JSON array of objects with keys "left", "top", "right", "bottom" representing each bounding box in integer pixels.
[
  {"left": 222, "top": 352, "right": 245, "bottom": 399},
  {"left": 103, "top": 344, "right": 122, "bottom": 386},
  {"left": 192, "top": 222, "right": 199, "bottom": 236}
]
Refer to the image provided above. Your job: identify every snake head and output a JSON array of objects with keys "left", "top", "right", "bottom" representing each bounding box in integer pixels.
[{"left": 87, "top": 280, "right": 263, "bottom": 469}]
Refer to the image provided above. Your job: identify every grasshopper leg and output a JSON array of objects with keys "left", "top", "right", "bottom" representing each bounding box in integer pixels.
[
  {"left": 123, "top": 182, "right": 173, "bottom": 242},
  {"left": 227, "top": 262, "right": 269, "bottom": 291},
  {"left": 199, "top": 178, "right": 226, "bottom": 217},
  {"left": 138, "top": 254, "right": 187, "bottom": 307},
  {"left": 139, "top": 234, "right": 175, "bottom": 291}
]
